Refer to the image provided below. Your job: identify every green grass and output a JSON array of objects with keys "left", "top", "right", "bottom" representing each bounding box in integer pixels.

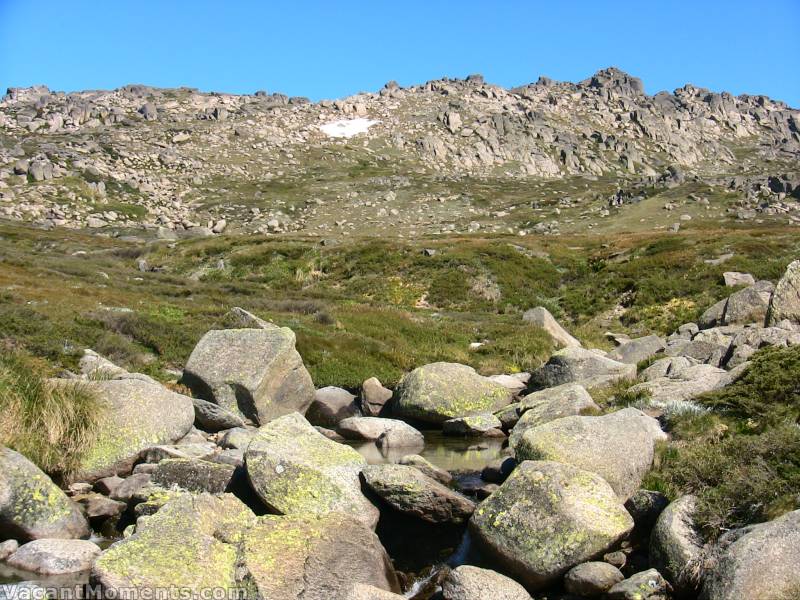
[
  {"left": 0, "top": 351, "right": 104, "bottom": 478},
  {"left": 644, "top": 346, "right": 800, "bottom": 540}
]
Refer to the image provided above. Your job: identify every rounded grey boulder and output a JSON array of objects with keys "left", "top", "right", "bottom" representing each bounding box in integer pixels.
[
  {"left": 442, "top": 565, "right": 531, "bottom": 599},
  {"left": 649, "top": 495, "right": 703, "bottom": 597},
  {"left": 306, "top": 386, "right": 359, "bottom": 428},
  {"left": 564, "top": 561, "right": 624, "bottom": 597},
  {"left": 7, "top": 539, "right": 101, "bottom": 574}
]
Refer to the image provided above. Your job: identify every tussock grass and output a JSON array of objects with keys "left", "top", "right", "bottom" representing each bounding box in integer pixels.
[{"left": 0, "top": 351, "right": 104, "bottom": 478}]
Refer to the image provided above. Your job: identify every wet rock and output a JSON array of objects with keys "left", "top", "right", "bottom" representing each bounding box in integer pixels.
[
  {"left": 182, "top": 327, "right": 314, "bottom": 426},
  {"left": 72, "top": 379, "right": 195, "bottom": 481},
  {"left": 394, "top": 362, "right": 512, "bottom": 424},
  {"left": 360, "top": 377, "right": 393, "bottom": 417},
  {"left": 151, "top": 458, "right": 236, "bottom": 494},
  {"left": 513, "top": 408, "right": 665, "bottom": 500},
  {"left": 650, "top": 495, "right": 703, "bottom": 597},
  {"left": 245, "top": 413, "right": 379, "bottom": 528},
  {"left": 564, "top": 561, "right": 624, "bottom": 597},
  {"left": 0, "top": 447, "right": 89, "bottom": 541},
  {"left": 469, "top": 461, "right": 633, "bottom": 590},
  {"left": 192, "top": 397, "right": 246, "bottom": 432},
  {"left": 768, "top": 259, "right": 800, "bottom": 325},
  {"left": 522, "top": 306, "right": 581, "bottom": 348},
  {"left": 398, "top": 454, "right": 452, "bottom": 485},
  {"left": 362, "top": 463, "right": 475, "bottom": 524},
  {"left": 443, "top": 413, "right": 504, "bottom": 436},
  {"left": 703, "top": 509, "right": 800, "bottom": 600},
  {"left": 530, "top": 347, "right": 636, "bottom": 389},
  {"left": 607, "top": 335, "right": 665, "bottom": 364},
  {"left": 7, "top": 539, "right": 101, "bottom": 574},
  {"left": 306, "top": 386, "right": 359, "bottom": 428},
  {"left": 510, "top": 383, "right": 597, "bottom": 446},
  {"left": 480, "top": 457, "right": 517, "bottom": 484},
  {"left": 442, "top": 565, "right": 531, "bottom": 600},
  {"left": 606, "top": 568, "right": 670, "bottom": 599}
]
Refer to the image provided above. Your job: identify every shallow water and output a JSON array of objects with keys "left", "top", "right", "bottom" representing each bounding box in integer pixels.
[{"left": 346, "top": 431, "right": 506, "bottom": 472}]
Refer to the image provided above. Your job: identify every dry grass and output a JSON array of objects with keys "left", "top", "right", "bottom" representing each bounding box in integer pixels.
[{"left": 0, "top": 351, "right": 105, "bottom": 479}]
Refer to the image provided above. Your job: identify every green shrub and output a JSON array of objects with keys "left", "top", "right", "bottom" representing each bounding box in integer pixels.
[{"left": 0, "top": 351, "right": 104, "bottom": 478}]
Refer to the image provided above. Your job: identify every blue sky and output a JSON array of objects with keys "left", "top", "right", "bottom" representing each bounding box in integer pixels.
[{"left": 1, "top": 0, "right": 798, "bottom": 106}]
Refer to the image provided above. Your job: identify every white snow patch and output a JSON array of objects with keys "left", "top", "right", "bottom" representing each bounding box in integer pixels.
[{"left": 319, "top": 118, "right": 379, "bottom": 138}]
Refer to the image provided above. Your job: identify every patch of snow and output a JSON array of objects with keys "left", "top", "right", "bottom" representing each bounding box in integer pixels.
[{"left": 319, "top": 118, "right": 378, "bottom": 139}]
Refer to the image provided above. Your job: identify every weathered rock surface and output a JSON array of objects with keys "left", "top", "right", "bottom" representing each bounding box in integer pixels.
[
  {"left": 397, "top": 454, "right": 453, "bottom": 485},
  {"left": 7, "top": 539, "right": 101, "bottom": 574},
  {"left": 702, "top": 509, "right": 800, "bottom": 600},
  {"left": 607, "top": 335, "right": 665, "bottom": 364},
  {"left": 151, "top": 458, "right": 236, "bottom": 494},
  {"left": 510, "top": 383, "right": 597, "bottom": 446},
  {"left": 73, "top": 379, "right": 195, "bottom": 481},
  {"left": 182, "top": 327, "right": 314, "bottom": 425},
  {"left": 606, "top": 569, "right": 670, "bottom": 599},
  {"left": 361, "top": 464, "right": 475, "bottom": 524},
  {"left": 649, "top": 495, "right": 703, "bottom": 597},
  {"left": 768, "top": 260, "right": 800, "bottom": 325},
  {"left": 442, "top": 565, "right": 532, "bottom": 600},
  {"left": 360, "top": 377, "right": 393, "bottom": 417},
  {"left": 393, "top": 362, "right": 512, "bottom": 424},
  {"left": 0, "top": 447, "right": 89, "bottom": 541},
  {"left": 442, "top": 413, "right": 503, "bottom": 436},
  {"left": 306, "top": 386, "right": 359, "bottom": 428},
  {"left": 0, "top": 539, "right": 19, "bottom": 561},
  {"left": 513, "top": 408, "right": 665, "bottom": 500},
  {"left": 564, "top": 561, "right": 625, "bottom": 597},
  {"left": 522, "top": 307, "right": 581, "bottom": 348},
  {"left": 529, "top": 347, "right": 636, "bottom": 389},
  {"left": 337, "top": 416, "right": 423, "bottom": 446},
  {"left": 469, "top": 460, "right": 633, "bottom": 590},
  {"left": 629, "top": 363, "right": 726, "bottom": 408},
  {"left": 192, "top": 397, "right": 246, "bottom": 432},
  {"left": 245, "top": 413, "right": 379, "bottom": 528}
]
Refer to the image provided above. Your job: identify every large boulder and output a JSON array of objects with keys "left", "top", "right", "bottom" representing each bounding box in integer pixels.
[
  {"left": 93, "top": 493, "right": 255, "bottom": 597},
  {"left": 360, "top": 377, "right": 393, "bottom": 417},
  {"left": 529, "top": 347, "right": 636, "bottom": 390},
  {"left": 245, "top": 413, "right": 379, "bottom": 528},
  {"left": 0, "top": 447, "right": 89, "bottom": 541},
  {"left": 702, "top": 509, "right": 800, "bottom": 600},
  {"left": 722, "top": 282, "right": 773, "bottom": 325},
  {"left": 628, "top": 363, "right": 726, "bottom": 408},
  {"left": 397, "top": 454, "right": 453, "bottom": 485},
  {"left": 522, "top": 307, "right": 581, "bottom": 348},
  {"left": 509, "top": 383, "right": 597, "bottom": 447},
  {"left": 182, "top": 327, "right": 314, "bottom": 425},
  {"left": 306, "top": 386, "right": 359, "bottom": 428},
  {"left": 73, "top": 379, "right": 195, "bottom": 481},
  {"left": 241, "top": 513, "right": 401, "bottom": 599},
  {"left": 151, "top": 458, "right": 236, "bottom": 494},
  {"left": 7, "top": 539, "right": 101, "bottom": 574},
  {"left": 337, "top": 416, "right": 423, "bottom": 446},
  {"left": 607, "top": 335, "right": 665, "bottom": 365},
  {"left": 513, "top": 408, "right": 666, "bottom": 500},
  {"left": 767, "top": 260, "right": 800, "bottom": 325},
  {"left": 469, "top": 461, "right": 633, "bottom": 590},
  {"left": 442, "top": 565, "right": 531, "bottom": 600},
  {"left": 393, "top": 363, "right": 513, "bottom": 424},
  {"left": 649, "top": 495, "right": 703, "bottom": 597},
  {"left": 361, "top": 464, "right": 475, "bottom": 524}
]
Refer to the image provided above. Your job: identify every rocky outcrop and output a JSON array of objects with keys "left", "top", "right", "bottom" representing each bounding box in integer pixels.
[
  {"left": 0, "top": 447, "right": 89, "bottom": 541},
  {"left": 182, "top": 327, "right": 314, "bottom": 425},
  {"left": 393, "top": 362, "right": 512, "bottom": 424},
  {"left": 529, "top": 347, "right": 636, "bottom": 389},
  {"left": 361, "top": 464, "right": 475, "bottom": 524},
  {"left": 522, "top": 307, "right": 581, "bottom": 348},
  {"left": 469, "top": 460, "right": 633, "bottom": 590},
  {"left": 702, "top": 509, "right": 800, "bottom": 600},
  {"left": 245, "top": 413, "right": 379, "bottom": 528},
  {"left": 513, "top": 408, "right": 666, "bottom": 500}
]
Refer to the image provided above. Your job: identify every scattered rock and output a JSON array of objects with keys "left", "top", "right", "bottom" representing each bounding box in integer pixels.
[
  {"left": 306, "top": 386, "right": 359, "bottom": 428},
  {"left": 649, "top": 495, "right": 703, "bottom": 597},
  {"left": 564, "top": 561, "right": 625, "bottom": 597},
  {"left": 360, "top": 377, "right": 393, "bottom": 417},
  {"left": 337, "top": 416, "right": 423, "bottom": 446},
  {"left": 510, "top": 383, "right": 598, "bottom": 446},
  {"left": 723, "top": 272, "right": 755, "bottom": 287},
  {"left": 192, "top": 397, "right": 246, "bottom": 432},
  {"left": 529, "top": 347, "right": 636, "bottom": 389},
  {"left": 442, "top": 413, "right": 504, "bottom": 436},
  {"left": 606, "top": 569, "right": 670, "bottom": 599},
  {"left": 767, "top": 260, "right": 800, "bottom": 325},
  {"left": 522, "top": 306, "right": 581, "bottom": 348},
  {"left": 442, "top": 565, "right": 532, "bottom": 600},
  {"left": 7, "top": 539, "right": 101, "bottom": 574},
  {"left": 607, "top": 335, "right": 665, "bottom": 364},
  {"left": 151, "top": 458, "right": 236, "bottom": 494}
]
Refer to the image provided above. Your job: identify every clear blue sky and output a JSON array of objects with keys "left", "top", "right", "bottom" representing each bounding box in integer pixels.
[{"left": 1, "top": 0, "right": 798, "bottom": 107}]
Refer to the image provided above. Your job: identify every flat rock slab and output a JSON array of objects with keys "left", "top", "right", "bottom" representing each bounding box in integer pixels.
[{"left": 362, "top": 464, "right": 475, "bottom": 524}]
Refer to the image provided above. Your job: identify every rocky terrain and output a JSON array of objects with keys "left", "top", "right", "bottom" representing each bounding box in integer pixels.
[
  {"left": 1, "top": 260, "right": 799, "bottom": 599},
  {"left": 1, "top": 67, "right": 799, "bottom": 238}
]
